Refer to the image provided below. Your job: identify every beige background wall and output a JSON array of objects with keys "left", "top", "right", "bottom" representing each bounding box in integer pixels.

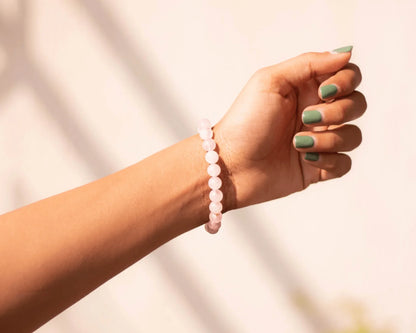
[{"left": 0, "top": 1, "right": 415, "bottom": 332}]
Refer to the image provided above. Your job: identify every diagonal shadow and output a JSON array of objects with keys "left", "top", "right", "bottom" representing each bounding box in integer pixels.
[
  {"left": 0, "top": 6, "right": 239, "bottom": 333},
  {"left": 75, "top": 1, "right": 336, "bottom": 332},
  {"left": 0, "top": 68, "right": 17, "bottom": 102},
  {"left": 235, "top": 211, "right": 334, "bottom": 331},
  {"left": 0, "top": 14, "right": 18, "bottom": 103},
  {"left": 23, "top": 58, "right": 115, "bottom": 177},
  {"left": 1, "top": 4, "right": 139, "bottom": 333},
  {"left": 24, "top": 59, "right": 239, "bottom": 333},
  {"left": 76, "top": 0, "right": 191, "bottom": 139},
  {"left": 0, "top": 1, "right": 336, "bottom": 332}
]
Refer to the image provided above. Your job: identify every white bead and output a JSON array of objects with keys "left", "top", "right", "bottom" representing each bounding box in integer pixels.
[
  {"left": 209, "top": 201, "right": 223, "bottom": 214},
  {"left": 207, "top": 164, "right": 221, "bottom": 177},
  {"left": 209, "top": 212, "right": 222, "bottom": 223},
  {"left": 205, "top": 151, "right": 219, "bottom": 164},
  {"left": 209, "top": 189, "right": 223, "bottom": 202},
  {"left": 199, "top": 118, "right": 211, "bottom": 129},
  {"left": 202, "top": 139, "right": 216, "bottom": 151},
  {"left": 199, "top": 128, "right": 213, "bottom": 140},
  {"left": 208, "top": 176, "right": 222, "bottom": 190}
]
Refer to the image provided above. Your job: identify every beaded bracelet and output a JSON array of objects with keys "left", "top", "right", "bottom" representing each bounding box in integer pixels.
[{"left": 197, "top": 118, "right": 223, "bottom": 234}]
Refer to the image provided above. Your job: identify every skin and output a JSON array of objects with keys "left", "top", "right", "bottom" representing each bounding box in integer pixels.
[
  {"left": 0, "top": 50, "right": 365, "bottom": 332},
  {"left": 214, "top": 51, "right": 365, "bottom": 208}
]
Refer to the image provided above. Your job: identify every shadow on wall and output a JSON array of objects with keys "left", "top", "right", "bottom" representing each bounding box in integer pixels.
[{"left": 0, "top": 1, "right": 391, "bottom": 332}]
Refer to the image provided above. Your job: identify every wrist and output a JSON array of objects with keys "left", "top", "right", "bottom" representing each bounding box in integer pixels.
[{"left": 192, "top": 123, "right": 237, "bottom": 215}]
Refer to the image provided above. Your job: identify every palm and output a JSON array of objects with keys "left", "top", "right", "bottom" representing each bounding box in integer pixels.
[{"left": 216, "top": 72, "right": 326, "bottom": 208}]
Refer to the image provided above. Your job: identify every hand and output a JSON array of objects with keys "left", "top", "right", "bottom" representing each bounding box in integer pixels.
[{"left": 215, "top": 48, "right": 366, "bottom": 210}]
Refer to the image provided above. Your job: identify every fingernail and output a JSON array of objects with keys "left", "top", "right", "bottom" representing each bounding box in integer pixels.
[
  {"left": 331, "top": 45, "right": 353, "bottom": 54},
  {"left": 305, "top": 152, "right": 319, "bottom": 161},
  {"left": 302, "top": 110, "right": 322, "bottom": 124},
  {"left": 295, "top": 135, "right": 314, "bottom": 148},
  {"left": 321, "top": 84, "right": 338, "bottom": 99}
]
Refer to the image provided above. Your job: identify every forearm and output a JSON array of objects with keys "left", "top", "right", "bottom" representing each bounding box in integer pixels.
[{"left": 0, "top": 133, "right": 233, "bottom": 332}]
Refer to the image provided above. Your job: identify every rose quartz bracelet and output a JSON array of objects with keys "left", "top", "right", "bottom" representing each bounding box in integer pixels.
[{"left": 197, "top": 118, "right": 223, "bottom": 234}]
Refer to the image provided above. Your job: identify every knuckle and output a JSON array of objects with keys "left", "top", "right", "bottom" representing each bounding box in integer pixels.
[
  {"left": 298, "top": 52, "right": 319, "bottom": 75},
  {"left": 333, "top": 154, "right": 352, "bottom": 177},
  {"left": 333, "top": 168, "right": 344, "bottom": 178},
  {"left": 346, "top": 125, "right": 363, "bottom": 150},
  {"left": 299, "top": 51, "right": 316, "bottom": 60},
  {"left": 252, "top": 67, "right": 269, "bottom": 80},
  {"left": 339, "top": 154, "right": 352, "bottom": 174},
  {"left": 348, "top": 63, "right": 362, "bottom": 86},
  {"left": 346, "top": 62, "right": 360, "bottom": 72},
  {"left": 251, "top": 67, "right": 273, "bottom": 87},
  {"left": 326, "top": 158, "right": 337, "bottom": 170},
  {"left": 334, "top": 103, "right": 346, "bottom": 123},
  {"left": 345, "top": 156, "right": 352, "bottom": 173},
  {"left": 329, "top": 132, "right": 341, "bottom": 149},
  {"left": 353, "top": 125, "right": 363, "bottom": 147},
  {"left": 357, "top": 91, "right": 368, "bottom": 113},
  {"left": 350, "top": 91, "right": 367, "bottom": 117}
]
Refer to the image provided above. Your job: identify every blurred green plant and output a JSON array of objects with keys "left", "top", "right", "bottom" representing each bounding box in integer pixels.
[{"left": 330, "top": 300, "right": 393, "bottom": 333}]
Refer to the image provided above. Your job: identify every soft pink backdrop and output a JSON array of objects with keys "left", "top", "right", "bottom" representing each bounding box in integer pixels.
[{"left": 0, "top": 1, "right": 414, "bottom": 332}]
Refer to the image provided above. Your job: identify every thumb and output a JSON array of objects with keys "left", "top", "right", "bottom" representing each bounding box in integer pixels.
[{"left": 270, "top": 46, "right": 353, "bottom": 86}]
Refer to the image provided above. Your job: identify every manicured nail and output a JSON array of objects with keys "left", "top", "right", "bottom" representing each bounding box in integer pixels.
[
  {"left": 295, "top": 135, "right": 314, "bottom": 148},
  {"left": 331, "top": 45, "right": 353, "bottom": 54},
  {"left": 302, "top": 110, "right": 322, "bottom": 124},
  {"left": 305, "top": 152, "right": 319, "bottom": 161},
  {"left": 321, "top": 84, "right": 338, "bottom": 99}
]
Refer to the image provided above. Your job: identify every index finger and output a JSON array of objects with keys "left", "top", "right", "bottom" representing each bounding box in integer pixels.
[
  {"left": 319, "top": 63, "right": 362, "bottom": 100},
  {"left": 269, "top": 46, "right": 353, "bottom": 87}
]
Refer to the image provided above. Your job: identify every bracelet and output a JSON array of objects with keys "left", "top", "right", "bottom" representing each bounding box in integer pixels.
[{"left": 197, "top": 118, "right": 223, "bottom": 234}]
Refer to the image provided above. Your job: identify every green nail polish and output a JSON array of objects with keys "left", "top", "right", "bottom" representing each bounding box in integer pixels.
[
  {"left": 305, "top": 152, "right": 319, "bottom": 161},
  {"left": 303, "top": 110, "right": 322, "bottom": 124},
  {"left": 332, "top": 45, "right": 353, "bottom": 53},
  {"left": 295, "top": 136, "right": 314, "bottom": 148},
  {"left": 321, "top": 84, "right": 338, "bottom": 99}
]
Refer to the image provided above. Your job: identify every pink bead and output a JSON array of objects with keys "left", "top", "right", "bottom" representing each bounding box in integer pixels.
[
  {"left": 199, "top": 118, "right": 223, "bottom": 235},
  {"left": 209, "top": 189, "right": 223, "bottom": 202},
  {"left": 199, "top": 128, "right": 213, "bottom": 140},
  {"left": 208, "top": 176, "right": 222, "bottom": 190},
  {"left": 209, "top": 201, "right": 223, "bottom": 214},
  {"left": 205, "top": 222, "right": 220, "bottom": 234},
  {"left": 199, "top": 118, "right": 212, "bottom": 129},
  {"left": 209, "top": 212, "right": 222, "bottom": 223},
  {"left": 202, "top": 139, "right": 216, "bottom": 151},
  {"left": 207, "top": 164, "right": 221, "bottom": 177},
  {"left": 205, "top": 151, "right": 219, "bottom": 164}
]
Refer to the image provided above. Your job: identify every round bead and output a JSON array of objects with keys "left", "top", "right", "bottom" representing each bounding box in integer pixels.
[
  {"left": 199, "top": 118, "right": 223, "bottom": 235},
  {"left": 205, "top": 151, "right": 219, "bottom": 164},
  {"left": 209, "top": 212, "right": 222, "bottom": 223},
  {"left": 207, "top": 164, "right": 221, "bottom": 177},
  {"left": 197, "top": 125, "right": 209, "bottom": 134},
  {"left": 205, "top": 222, "right": 220, "bottom": 234},
  {"left": 209, "top": 189, "right": 223, "bottom": 202},
  {"left": 202, "top": 139, "right": 216, "bottom": 152},
  {"left": 208, "top": 176, "right": 222, "bottom": 190},
  {"left": 199, "top": 118, "right": 212, "bottom": 129},
  {"left": 209, "top": 201, "right": 223, "bottom": 214},
  {"left": 199, "top": 128, "right": 213, "bottom": 140}
]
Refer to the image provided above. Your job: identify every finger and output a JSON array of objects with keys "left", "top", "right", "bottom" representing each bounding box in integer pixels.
[
  {"left": 302, "top": 91, "right": 367, "bottom": 126},
  {"left": 293, "top": 124, "right": 362, "bottom": 153},
  {"left": 302, "top": 152, "right": 352, "bottom": 181},
  {"left": 266, "top": 46, "right": 353, "bottom": 88},
  {"left": 319, "top": 63, "right": 362, "bottom": 100}
]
